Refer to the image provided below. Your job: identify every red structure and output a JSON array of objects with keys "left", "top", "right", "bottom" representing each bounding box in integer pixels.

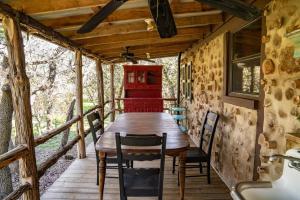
[{"left": 123, "top": 65, "right": 163, "bottom": 112}]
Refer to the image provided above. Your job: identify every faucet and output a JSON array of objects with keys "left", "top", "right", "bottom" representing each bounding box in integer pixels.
[{"left": 269, "top": 154, "right": 300, "bottom": 171}]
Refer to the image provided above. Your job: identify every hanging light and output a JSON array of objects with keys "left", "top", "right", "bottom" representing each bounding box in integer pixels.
[{"left": 144, "top": 18, "right": 155, "bottom": 31}]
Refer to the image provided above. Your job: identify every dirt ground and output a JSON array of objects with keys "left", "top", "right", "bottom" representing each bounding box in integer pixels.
[{"left": 11, "top": 136, "right": 92, "bottom": 195}]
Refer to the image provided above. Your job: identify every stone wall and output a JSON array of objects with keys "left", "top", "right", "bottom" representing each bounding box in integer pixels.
[
  {"left": 181, "top": 34, "right": 258, "bottom": 187},
  {"left": 181, "top": 0, "right": 300, "bottom": 186},
  {"left": 259, "top": 0, "right": 300, "bottom": 181}
]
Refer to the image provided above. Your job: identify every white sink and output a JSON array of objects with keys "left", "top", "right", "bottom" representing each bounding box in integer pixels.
[{"left": 231, "top": 148, "right": 300, "bottom": 200}]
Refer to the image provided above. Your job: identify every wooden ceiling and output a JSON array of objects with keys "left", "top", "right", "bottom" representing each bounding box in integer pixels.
[{"left": 2, "top": 0, "right": 224, "bottom": 61}]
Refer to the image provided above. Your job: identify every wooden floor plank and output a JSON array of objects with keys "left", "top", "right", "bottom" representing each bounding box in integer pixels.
[{"left": 41, "top": 144, "right": 232, "bottom": 200}]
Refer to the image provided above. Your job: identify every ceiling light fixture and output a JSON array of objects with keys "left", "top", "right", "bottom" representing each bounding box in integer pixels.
[{"left": 144, "top": 18, "right": 155, "bottom": 31}]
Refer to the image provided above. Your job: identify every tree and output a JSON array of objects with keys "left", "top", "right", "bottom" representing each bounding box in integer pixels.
[
  {"left": 0, "top": 55, "right": 13, "bottom": 199},
  {"left": 60, "top": 99, "right": 76, "bottom": 148}
]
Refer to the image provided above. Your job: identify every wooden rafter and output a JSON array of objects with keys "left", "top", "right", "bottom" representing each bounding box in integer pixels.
[
  {"left": 60, "top": 12, "right": 222, "bottom": 40},
  {"left": 40, "top": 2, "right": 212, "bottom": 29},
  {"left": 0, "top": 0, "right": 226, "bottom": 62},
  {"left": 2, "top": 0, "right": 212, "bottom": 15},
  {"left": 0, "top": 1, "right": 99, "bottom": 59},
  {"left": 90, "top": 34, "right": 202, "bottom": 52},
  {"left": 80, "top": 27, "right": 208, "bottom": 47}
]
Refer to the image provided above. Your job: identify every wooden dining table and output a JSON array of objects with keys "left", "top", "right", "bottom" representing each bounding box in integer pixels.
[{"left": 95, "top": 112, "right": 190, "bottom": 200}]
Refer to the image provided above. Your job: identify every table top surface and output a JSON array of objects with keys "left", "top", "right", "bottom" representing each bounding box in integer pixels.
[{"left": 95, "top": 113, "right": 189, "bottom": 155}]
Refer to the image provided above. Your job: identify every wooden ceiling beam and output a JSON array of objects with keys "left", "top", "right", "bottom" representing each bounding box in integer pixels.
[
  {"left": 2, "top": 0, "right": 111, "bottom": 15},
  {"left": 57, "top": 10, "right": 222, "bottom": 32},
  {"left": 90, "top": 34, "right": 201, "bottom": 52},
  {"left": 2, "top": 0, "right": 213, "bottom": 16},
  {"left": 40, "top": 2, "right": 214, "bottom": 29},
  {"left": 102, "top": 47, "right": 191, "bottom": 58},
  {"left": 0, "top": 1, "right": 99, "bottom": 59},
  {"left": 61, "top": 13, "right": 222, "bottom": 40},
  {"left": 101, "top": 42, "right": 194, "bottom": 57},
  {"left": 105, "top": 51, "right": 180, "bottom": 62},
  {"left": 79, "top": 27, "right": 207, "bottom": 47}
]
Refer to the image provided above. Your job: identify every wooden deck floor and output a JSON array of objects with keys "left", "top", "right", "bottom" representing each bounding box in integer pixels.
[{"left": 41, "top": 144, "right": 232, "bottom": 200}]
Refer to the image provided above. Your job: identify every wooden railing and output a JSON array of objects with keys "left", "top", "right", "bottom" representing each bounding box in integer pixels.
[
  {"left": 0, "top": 105, "right": 101, "bottom": 200},
  {"left": 0, "top": 145, "right": 32, "bottom": 200},
  {"left": 4, "top": 183, "right": 32, "bottom": 200},
  {"left": 0, "top": 145, "right": 29, "bottom": 169},
  {"left": 34, "top": 105, "right": 100, "bottom": 178},
  {"left": 114, "top": 98, "right": 177, "bottom": 112}
]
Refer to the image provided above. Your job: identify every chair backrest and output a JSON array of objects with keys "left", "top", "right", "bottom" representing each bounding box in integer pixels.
[
  {"left": 115, "top": 133, "right": 167, "bottom": 198},
  {"left": 199, "top": 111, "right": 219, "bottom": 158},
  {"left": 87, "top": 111, "right": 103, "bottom": 145}
]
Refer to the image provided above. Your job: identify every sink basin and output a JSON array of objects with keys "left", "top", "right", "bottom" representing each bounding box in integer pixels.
[{"left": 231, "top": 148, "right": 300, "bottom": 200}]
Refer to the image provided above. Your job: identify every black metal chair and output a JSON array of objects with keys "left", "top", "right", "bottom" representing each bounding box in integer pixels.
[
  {"left": 115, "top": 133, "right": 167, "bottom": 200},
  {"left": 87, "top": 111, "right": 129, "bottom": 185},
  {"left": 178, "top": 111, "right": 219, "bottom": 184}
]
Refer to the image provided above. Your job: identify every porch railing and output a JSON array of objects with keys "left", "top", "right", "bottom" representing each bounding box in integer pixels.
[
  {"left": 0, "top": 105, "right": 100, "bottom": 200},
  {"left": 0, "top": 97, "right": 177, "bottom": 199}
]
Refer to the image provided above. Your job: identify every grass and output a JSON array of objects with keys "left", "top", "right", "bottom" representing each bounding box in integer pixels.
[{"left": 35, "top": 101, "right": 96, "bottom": 151}]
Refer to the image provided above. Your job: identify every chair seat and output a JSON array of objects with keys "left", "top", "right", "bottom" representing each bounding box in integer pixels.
[
  {"left": 179, "top": 125, "right": 188, "bottom": 133},
  {"left": 171, "top": 107, "right": 186, "bottom": 112},
  {"left": 186, "top": 147, "right": 208, "bottom": 163},
  {"left": 172, "top": 115, "right": 186, "bottom": 121},
  {"left": 124, "top": 168, "right": 159, "bottom": 196}
]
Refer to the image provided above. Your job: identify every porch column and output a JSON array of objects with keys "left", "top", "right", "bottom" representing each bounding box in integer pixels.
[
  {"left": 3, "top": 16, "right": 40, "bottom": 200},
  {"left": 75, "top": 50, "right": 86, "bottom": 158},
  {"left": 110, "top": 64, "right": 115, "bottom": 122},
  {"left": 177, "top": 52, "right": 182, "bottom": 106},
  {"left": 95, "top": 59, "right": 105, "bottom": 128}
]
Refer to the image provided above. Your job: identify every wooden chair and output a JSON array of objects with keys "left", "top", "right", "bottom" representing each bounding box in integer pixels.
[
  {"left": 178, "top": 111, "right": 219, "bottom": 184},
  {"left": 87, "top": 111, "right": 129, "bottom": 185},
  {"left": 115, "top": 133, "right": 167, "bottom": 200}
]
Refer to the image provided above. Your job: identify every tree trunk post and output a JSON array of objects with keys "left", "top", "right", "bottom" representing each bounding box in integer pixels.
[
  {"left": 3, "top": 16, "right": 40, "bottom": 200},
  {"left": 177, "top": 52, "right": 182, "bottom": 107},
  {"left": 95, "top": 59, "right": 105, "bottom": 127},
  {"left": 110, "top": 64, "right": 115, "bottom": 122},
  {"left": 75, "top": 50, "right": 86, "bottom": 159}
]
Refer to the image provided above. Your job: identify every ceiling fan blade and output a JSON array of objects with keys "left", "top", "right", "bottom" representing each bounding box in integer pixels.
[
  {"left": 195, "top": 0, "right": 260, "bottom": 21},
  {"left": 77, "top": 0, "right": 127, "bottom": 34},
  {"left": 148, "top": 0, "right": 177, "bottom": 38},
  {"left": 127, "top": 56, "right": 138, "bottom": 64},
  {"left": 134, "top": 56, "right": 156, "bottom": 63}
]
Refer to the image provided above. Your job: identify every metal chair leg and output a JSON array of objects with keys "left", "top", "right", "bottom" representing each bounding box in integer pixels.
[
  {"left": 199, "top": 162, "right": 203, "bottom": 174},
  {"left": 96, "top": 161, "right": 99, "bottom": 185},
  {"left": 130, "top": 160, "right": 134, "bottom": 168},
  {"left": 207, "top": 161, "right": 211, "bottom": 184},
  {"left": 172, "top": 156, "right": 176, "bottom": 174}
]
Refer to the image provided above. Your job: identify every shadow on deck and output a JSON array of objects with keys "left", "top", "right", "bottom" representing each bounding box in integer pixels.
[{"left": 41, "top": 144, "right": 232, "bottom": 200}]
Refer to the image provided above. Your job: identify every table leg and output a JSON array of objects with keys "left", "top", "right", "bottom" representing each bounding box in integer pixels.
[
  {"left": 99, "top": 152, "right": 106, "bottom": 200},
  {"left": 179, "top": 151, "right": 186, "bottom": 200}
]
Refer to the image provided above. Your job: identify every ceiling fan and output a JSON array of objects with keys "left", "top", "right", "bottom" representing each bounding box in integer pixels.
[
  {"left": 110, "top": 47, "right": 155, "bottom": 64},
  {"left": 77, "top": 0, "right": 177, "bottom": 38}
]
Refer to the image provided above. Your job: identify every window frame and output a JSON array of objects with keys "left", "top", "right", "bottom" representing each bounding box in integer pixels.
[
  {"left": 222, "top": 16, "right": 264, "bottom": 110},
  {"left": 223, "top": 17, "right": 262, "bottom": 109}
]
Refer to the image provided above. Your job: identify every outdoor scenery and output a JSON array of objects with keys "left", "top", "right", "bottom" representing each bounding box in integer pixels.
[{"left": 0, "top": 27, "right": 178, "bottom": 198}]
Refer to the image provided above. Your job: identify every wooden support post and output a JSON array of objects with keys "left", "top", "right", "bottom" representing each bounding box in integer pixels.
[
  {"left": 95, "top": 59, "right": 105, "bottom": 127},
  {"left": 3, "top": 16, "right": 39, "bottom": 200},
  {"left": 110, "top": 64, "right": 115, "bottom": 122},
  {"left": 177, "top": 52, "right": 182, "bottom": 106},
  {"left": 75, "top": 50, "right": 86, "bottom": 159}
]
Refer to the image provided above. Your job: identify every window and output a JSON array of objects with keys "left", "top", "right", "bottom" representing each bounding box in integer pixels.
[
  {"left": 137, "top": 71, "right": 145, "bottom": 83},
  {"left": 127, "top": 72, "right": 135, "bottom": 83},
  {"left": 181, "top": 62, "right": 192, "bottom": 101},
  {"left": 228, "top": 18, "right": 262, "bottom": 98}
]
